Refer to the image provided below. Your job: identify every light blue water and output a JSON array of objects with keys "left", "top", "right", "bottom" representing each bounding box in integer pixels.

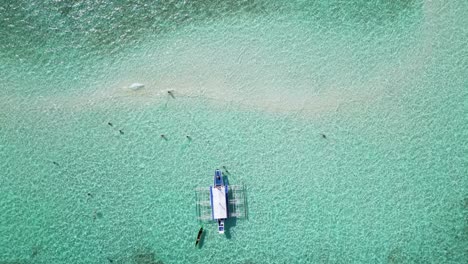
[{"left": 1, "top": 1, "right": 467, "bottom": 263}]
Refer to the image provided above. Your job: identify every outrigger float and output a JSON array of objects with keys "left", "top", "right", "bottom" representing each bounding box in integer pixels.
[{"left": 195, "top": 169, "right": 247, "bottom": 234}]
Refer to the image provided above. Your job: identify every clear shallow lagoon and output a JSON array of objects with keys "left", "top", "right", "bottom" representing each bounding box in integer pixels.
[{"left": 1, "top": 1, "right": 467, "bottom": 263}]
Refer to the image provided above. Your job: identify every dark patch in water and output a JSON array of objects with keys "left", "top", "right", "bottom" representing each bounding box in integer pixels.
[
  {"left": 224, "top": 216, "right": 237, "bottom": 240},
  {"left": 387, "top": 247, "right": 404, "bottom": 264},
  {"left": 133, "top": 248, "right": 164, "bottom": 264},
  {"left": 222, "top": 165, "right": 230, "bottom": 175},
  {"left": 58, "top": 2, "right": 73, "bottom": 16},
  {"left": 92, "top": 209, "right": 103, "bottom": 220},
  {"left": 387, "top": 247, "right": 417, "bottom": 264},
  {"left": 0, "top": 0, "right": 266, "bottom": 62},
  {"left": 31, "top": 245, "right": 41, "bottom": 258}
]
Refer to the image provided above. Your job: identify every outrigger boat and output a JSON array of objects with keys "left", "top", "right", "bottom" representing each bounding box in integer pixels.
[
  {"left": 195, "top": 169, "right": 247, "bottom": 234},
  {"left": 212, "top": 169, "right": 227, "bottom": 233}
]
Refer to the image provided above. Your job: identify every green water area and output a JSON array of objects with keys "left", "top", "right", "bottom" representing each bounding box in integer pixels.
[{"left": 1, "top": 1, "right": 467, "bottom": 263}]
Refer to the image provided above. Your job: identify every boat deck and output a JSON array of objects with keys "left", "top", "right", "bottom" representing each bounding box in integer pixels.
[{"left": 211, "top": 186, "right": 228, "bottom": 219}]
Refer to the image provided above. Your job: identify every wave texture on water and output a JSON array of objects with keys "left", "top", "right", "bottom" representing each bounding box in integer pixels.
[{"left": 1, "top": 0, "right": 467, "bottom": 263}]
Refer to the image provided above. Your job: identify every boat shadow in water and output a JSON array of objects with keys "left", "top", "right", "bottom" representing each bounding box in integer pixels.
[
  {"left": 222, "top": 173, "right": 230, "bottom": 186},
  {"left": 224, "top": 216, "right": 237, "bottom": 239},
  {"left": 197, "top": 229, "right": 207, "bottom": 248},
  {"left": 224, "top": 178, "right": 246, "bottom": 240}
]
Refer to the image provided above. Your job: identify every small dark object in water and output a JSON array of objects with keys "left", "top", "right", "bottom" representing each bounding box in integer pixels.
[
  {"left": 108, "top": 122, "right": 113, "bottom": 127},
  {"left": 186, "top": 135, "right": 191, "bottom": 140},
  {"left": 222, "top": 166, "right": 229, "bottom": 174},
  {"left": 320, "top": 133, "right": 327, "bottom": 139},
  {"left": 31, "top": 246, "right": 39, "bottom": 257},
  {"left": 92, "top": 209, "right": 103, "bottom": 220},
  {"left": 168, "top": 90, "right": 175, "bottom": 98},
  {"left": 119, "top": 130, "right": 124, "bottom": 135},
  {"left": 161, "top": 134, "right": 167, "bottom": 140},
  {"left": 195, "top": 227, "right": 203, "bottom": 247},
  {"left": 52, "top": 161, "right": 59, "bottom": 166},
  {"left": 107, "top": 257, "right": 113, "bottom": 263},
  {"left": 87, "top": 193, "right": 92, "bottom": 197}
]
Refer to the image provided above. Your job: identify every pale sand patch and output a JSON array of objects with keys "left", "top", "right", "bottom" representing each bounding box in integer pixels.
[
  {"left": 2, "top": 3, "right": 439, "bottom": 118},
  {"left": 0, "top": 80, "right": 379, "bottom": 120}
]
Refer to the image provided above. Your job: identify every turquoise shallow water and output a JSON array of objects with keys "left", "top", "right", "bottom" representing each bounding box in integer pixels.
[{"left": 1, "top": 0, "right": 467, "bottom": 263}]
